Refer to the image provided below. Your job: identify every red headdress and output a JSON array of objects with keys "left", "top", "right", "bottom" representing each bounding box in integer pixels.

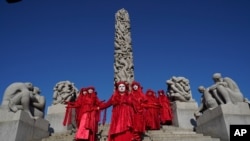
[
  {"left": 86, "top": 86, "right": 95, "bottom": 93},
  {"left": 146, "top": 89, "right": 155, "bottom": 96},
  {"left": 131, "top": 81, "right": 142, "bottom": 90},
  {"left": 79, "top": 87, "right": 87, "bottom": 94},
  {"left": 157, "top": 89, "right": 165, "bottom": 96},
  {"left": 115, "top": 81, "right": 129, "bottom": 92}
]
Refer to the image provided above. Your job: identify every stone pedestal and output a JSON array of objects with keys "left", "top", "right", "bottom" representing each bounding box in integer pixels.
[
  {"left": 196, "top": 102, "right": 250, "bottom": 141},
  {"left": 0, "top": 106, "right": 49, "bottom": 141},
  {"left": 171, "top": 101, "right": 198, "bottom": 129},
  {"left": 45, "top": 104, "right": 71, "bottom": 134}
]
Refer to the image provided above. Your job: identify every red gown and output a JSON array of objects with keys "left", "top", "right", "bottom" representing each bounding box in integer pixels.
[
  {"left": 158, "top": 90, "right": 172, "bottom": 125},
  {"left": 130, "top": 81, "right": 146, "bottom": 141},
  {"left": 100, "top": 82, "right": 134, "bottom": 141},
  {"left": 144, "top": 89, "right": 161, "bottom": 130},
  {"left": 66, "top": 87, "right": 103, "bottom": 141},
  {"left": 63, "top": 88, "right": 86, "bottom": 128}
]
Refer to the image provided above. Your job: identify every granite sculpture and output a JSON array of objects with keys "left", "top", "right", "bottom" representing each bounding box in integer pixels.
[
  {"left": 1, "top": 82, "right": 46, "bottom": 119},
  {"left": 52, "top": 80, "right": 78, "bottom": 105},
  {"left": 114, "top": 8, "right": 134, "bottom": 85},
  {"left": 166, "top": 76, "right": 192, "bottom": 102},
  {"left": 194, "top": 73, "right": 249, "bottom": 118}
]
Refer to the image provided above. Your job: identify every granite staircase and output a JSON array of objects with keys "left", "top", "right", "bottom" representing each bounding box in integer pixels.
[{"left": 42, "top": 124, "right": 221, "bottom": 141}]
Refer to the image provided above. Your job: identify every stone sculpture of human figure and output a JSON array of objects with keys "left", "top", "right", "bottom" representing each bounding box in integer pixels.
[
  {"left": 30, "top": 86, "right": 46, "bottom": 118},
  {"left": 166, "top": 77, "right": 191, "bottom": 102},
  {"left": 1, "top": 82, "right": 42, "bottom": 119},
  {"left": 194, "top": 86, "right": 218, "bottom": 119},
  {"left": 53, "top": 81, "right": 77, "bottom": 105},
  {"left": 208, "top": 73, "right": 244, "bottom": 104}
]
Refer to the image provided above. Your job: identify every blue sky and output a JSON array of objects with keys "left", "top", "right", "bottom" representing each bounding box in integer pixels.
[{"left": 1, "top": 0, "right": 249, "bottom": 122}]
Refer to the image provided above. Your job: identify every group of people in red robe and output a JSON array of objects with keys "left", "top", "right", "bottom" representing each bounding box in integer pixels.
[{"left": 63, "top": 81, "right": 172, "bottom": 141}]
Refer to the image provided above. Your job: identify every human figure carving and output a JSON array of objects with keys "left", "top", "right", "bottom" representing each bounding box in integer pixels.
[
  {"left": 52, "top": 81, "right": 78, "bottom": 105},
  {"left": 114, "top": 8, "right": 134, "bottom": 84},
  {"left": 166, "top": 76, "right": 192, "bottom": 102},
  {"left": 1, "top": 82, "right": 44, "bottom": 119},
  {"left": 208, "top": 73, "right": 244, "bottom": 104},
  {"left": 30, "top": 87, "right": 46, "bottom": 118},
  {"left": 194, "top": 86, "right": 218, "bottom": 118}
]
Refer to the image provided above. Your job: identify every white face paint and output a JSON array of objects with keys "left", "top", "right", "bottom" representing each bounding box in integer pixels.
[
  {"left": 88, "top": 89, "right": 94, "bottom": 94},
  {"left": 118, "top": 84, "right": 126, "bottom": 93},
  {"left": 83, "top": 91, "right": 87, "bottom": 95},
  {"left": 133, "top": 85, "right": 138, "bottom": 90}
]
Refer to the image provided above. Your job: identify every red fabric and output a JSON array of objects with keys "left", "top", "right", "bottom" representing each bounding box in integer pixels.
[
  {"left": 158, "top": 90, "right": 172, "bottom": 125},
  {"left": 130, "top": 81, "right": 146, "bottom": 141},
  {"left": 63, "top": 104, "right": 73, "bottom": 126},
  {"left": 111, "top": 130, "right": 133, "bottom": 141},
  {"left": 66, "top": 87, "right": 104, "bottom": 141},
  {"left": 144, "top": 89, "right": 161, "bottom": 130},
  {"left": 63, "top": 88, "right": 88, "bottom": 127},
  {"left": 75, "top": 113, "right": 90, "bottom": 139},
  {"left": 100, "top": 81, "right": 134, "bottom": 141}
]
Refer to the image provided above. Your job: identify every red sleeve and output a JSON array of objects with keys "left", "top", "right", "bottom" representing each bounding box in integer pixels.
[{"left": 99, "top": 95, "right": 113, "bottom": 110}]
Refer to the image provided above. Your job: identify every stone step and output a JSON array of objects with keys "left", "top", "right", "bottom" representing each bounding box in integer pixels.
[
  {"left": 146, "top": 133, "right": 204, "bottom": 138},
  {"left": 161, "top": 125, "right": 194, "bottom": 131},
  {"left": 41, "top": 133, "right": 74, "bottom": 141},
  {"left": 143, "top": 136, "right": 220, "bottom": 141},
  {"left": 147, "top": 130, "right": 197, "bottom": 134},
  {"left": 42, "top": 125, "right": 221, "bottom": 141}
]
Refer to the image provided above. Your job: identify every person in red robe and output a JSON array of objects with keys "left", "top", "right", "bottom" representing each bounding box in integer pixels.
[
  {"left": 99, "top": 81, "right": 134, "bottom": 141},
  {"left": 157, "top": 90, "right": 172, "bottom": 125},
  {"left": 67, "top": 86, "right": 103, "bottom": 141},
  {"left": 63, "top": 87, "right": 88, "bottom": 131},
  {"left": 130, "top": 81, "right": 147, "bottom": 141},
  {"left": 144, "top": 89, "right": 161, "bottom": 130}
]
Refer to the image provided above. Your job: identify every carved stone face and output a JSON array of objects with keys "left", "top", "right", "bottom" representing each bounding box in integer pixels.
[
  {"left": 118, "top": 84, "right": 126, "bottom": 93},
  {"left": 133, "top": 85, "right": 138, "bottom": 90}
]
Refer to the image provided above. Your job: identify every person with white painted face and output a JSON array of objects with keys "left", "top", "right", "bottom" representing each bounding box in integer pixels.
[{"left": 99, "top": 81, "right": 134, "bottom": 141}]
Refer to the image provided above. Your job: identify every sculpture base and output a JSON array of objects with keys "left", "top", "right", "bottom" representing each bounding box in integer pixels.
[
  {"left": 0, "top": 106, "right": 49, "bottom": 141},
  {"left": 171, "top": 101, "right": 198, "bottom": 129},
  {"left": 46, "top": 104, "right": 73, "bottom": 134},
  {"left": 196, "top": 102, "right": 250, "bottom": 141}
]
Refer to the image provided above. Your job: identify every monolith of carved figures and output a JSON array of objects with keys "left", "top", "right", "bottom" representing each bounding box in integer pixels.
[{"left": 114, "top": 8, "right": 134, "bottom": 85}]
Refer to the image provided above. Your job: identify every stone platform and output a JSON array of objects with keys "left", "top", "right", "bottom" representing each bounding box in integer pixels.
[
  {"left": 45, "top": 104, "right": 73, "bottom": 134},
  {"left": 171, "top": 101, "right": 198, "bottom": 129},
  {"left": 196, "top": 102, "right": 250, "bottom": 141},
  {"left": 0, "top": 106, "right": 49, "bottom": 141}
]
